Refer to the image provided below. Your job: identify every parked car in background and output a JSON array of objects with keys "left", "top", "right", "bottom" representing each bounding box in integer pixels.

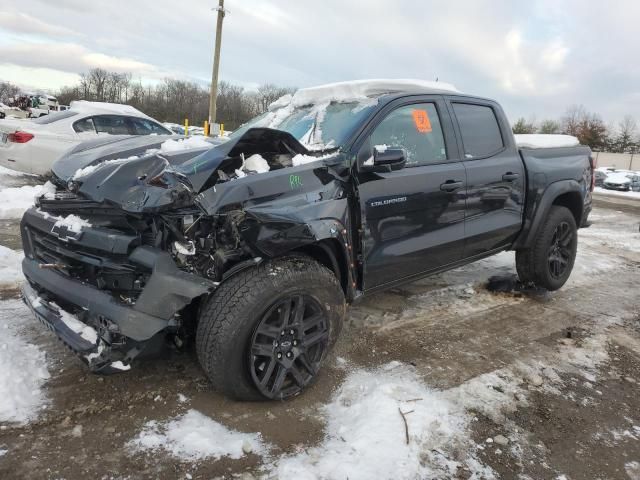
[
  {"left": 602, "top": 171, "right": 640, "bottom": 191},
  {"left": 594, "top": 170, "right": 607, "bottom": 187},
  {"left": 0, "top": 101, "right": 174, "bottom": 175}
]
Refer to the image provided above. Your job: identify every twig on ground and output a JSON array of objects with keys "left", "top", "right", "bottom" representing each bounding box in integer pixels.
[{"left": 398, "top": 408, "right": 414, "bottom": 444}]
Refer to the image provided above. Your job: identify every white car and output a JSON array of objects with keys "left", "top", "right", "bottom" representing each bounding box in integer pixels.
[{"left": 0, "top": 101, "right": 173, "bottom": 175}]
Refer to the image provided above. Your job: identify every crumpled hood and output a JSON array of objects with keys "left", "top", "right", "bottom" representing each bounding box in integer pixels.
[{"left": 69, "top": 128, "right": 310, "bottom": 213}]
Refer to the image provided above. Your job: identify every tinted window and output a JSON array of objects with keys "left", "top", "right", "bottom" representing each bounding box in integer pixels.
[
  {"left": 370, "top": 103, "right": 447, "bottom": 167},
  {"left": 73, "top": 117, "right": 96, "bottom": 133},
  {"left": 93, "top": 115, "right": 131, "bottom": 135},
  {"left": 452, "top": 103, "right": 504, "bottom": 158},
  {"left": 128, "top": 117, "right": 172, "bottom": 135},
  {"left": 32, "top": 110, "right": 78, "bottom": 124}
]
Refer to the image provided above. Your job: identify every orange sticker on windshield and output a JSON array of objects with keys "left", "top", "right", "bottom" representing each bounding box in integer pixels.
[{"left": 412, "top": 109, "right": 432, "bottom": 133}]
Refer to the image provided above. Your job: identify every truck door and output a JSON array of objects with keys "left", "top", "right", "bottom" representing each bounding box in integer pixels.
[
  {"left": 447, "top": 100, "right": 525, "bottom": 257},
  {"left": 356, "top": 98, "right": 466, "bottom": 290}
]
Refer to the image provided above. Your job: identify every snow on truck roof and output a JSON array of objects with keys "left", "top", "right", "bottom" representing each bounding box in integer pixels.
[
  {"left": 514, "top": 134, "right": 580, "bottom": 149},
  {"left": 269, "top": 79, "right": 461, "bottom": 110}
]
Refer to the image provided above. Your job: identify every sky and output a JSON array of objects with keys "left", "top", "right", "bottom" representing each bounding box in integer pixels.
[{"left": 0, "top": 0, "right": 639, "bottom": 127}]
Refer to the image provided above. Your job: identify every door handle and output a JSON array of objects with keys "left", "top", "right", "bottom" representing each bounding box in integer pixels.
[
  {"left": 440, "top": 180, "right": 463, "bottom": 192},
  {"left": 502, "top": 172, "right": 520, "bottom": 181}
]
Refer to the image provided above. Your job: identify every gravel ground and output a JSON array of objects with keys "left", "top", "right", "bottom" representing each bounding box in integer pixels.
[{"left": 0, "top": 189, "right": 638, "bottom": 479}]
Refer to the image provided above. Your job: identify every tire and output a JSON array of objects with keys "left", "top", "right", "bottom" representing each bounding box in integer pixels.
[
  {"left": 516, "top": 206, "right": 578, "bottom": 291},
  {"left": 196, "top": 255, "right": 345, "bottom": 401}
]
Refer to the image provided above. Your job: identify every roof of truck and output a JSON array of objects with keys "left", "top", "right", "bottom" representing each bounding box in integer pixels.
[{"left": 269, "top": 79, "right": 464, "bottom": 111}]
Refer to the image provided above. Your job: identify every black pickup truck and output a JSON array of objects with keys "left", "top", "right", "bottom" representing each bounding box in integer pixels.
[{"left": 20, "top": 80, "right": 594, "bottom": 400}]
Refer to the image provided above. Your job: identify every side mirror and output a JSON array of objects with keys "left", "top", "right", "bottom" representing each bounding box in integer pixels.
[{"left": 362, "top": 146, "right": 406, "bottom": 172}]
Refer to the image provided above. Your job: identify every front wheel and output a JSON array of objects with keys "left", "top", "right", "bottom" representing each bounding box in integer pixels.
[
  {"left": 196, "top": 256, "right": 345, "bottom": 400},
  {"left": 516, "top": 206, "right": 578, "bottom": 291}
]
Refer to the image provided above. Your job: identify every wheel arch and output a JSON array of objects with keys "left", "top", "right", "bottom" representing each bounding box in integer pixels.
[{"left": 514, "top": 180, "right": 584, "bottom": 249}]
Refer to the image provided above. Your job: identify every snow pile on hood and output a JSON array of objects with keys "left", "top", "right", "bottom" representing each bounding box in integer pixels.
[
  {"left": 159, "top": 136, "right": 212, "bottom": 153},
  {"left": 0, "top": 299, "right": 50, "bottom": 424},
  {"left": 0, "top": 181, "right": 56, "bottom": 219},
  {"left": 0, "top": 246, "right": 24, "bottom": 289},
  {"left": 243, "top": 153, "right": 270, "bottom": 173},
  {"left": 52, "top": 214, "right": 91, "bottom": 234},
  {"left": 72, "top": 157, "right": 138, "bottom": 179},
  {"left": 514, "top": 134, "right": 580, "bottom": 149},
  {"left": 129, "top": 409, "right": 270, "bottom": 461},
  {"left": 271, "top": 362, "right": 494, "bottom": 479}
]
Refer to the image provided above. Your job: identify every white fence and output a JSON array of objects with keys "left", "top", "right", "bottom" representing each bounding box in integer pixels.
[{"left": 593, "top": 152, "right": 640, "bottom": 171}]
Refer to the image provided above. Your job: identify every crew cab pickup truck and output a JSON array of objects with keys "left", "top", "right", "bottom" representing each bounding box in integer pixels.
[{"left": 20, "top": 80, "right": 594, "bottom": 400}]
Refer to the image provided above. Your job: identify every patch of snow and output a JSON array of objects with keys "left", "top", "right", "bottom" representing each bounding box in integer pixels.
[
  {"left": 0, "top": 448, "right": 6, "bottom": 457},
  {"left": 0, "top": 246, "right": 24, "bottom": 289},
  {"left": 129, "top": 409, "right": 269, "bottom": 461},
  {"left": 0, "top": 299, "right": 50, "bottom": 424},
  {"left": 0, "top": 181, "right": 56, "bottom": 219},
  {"left": 57, "top": 307, "right": 98, "bottom": 344},
  {"left": 69, "top": 100, "right": 147, "bottom": 117},
  {"left": 72, "top": 157, "right": 137, "bottom": 179},
  {"left": 626, "top": 461, "right": 640, "bottom": 479},
  {"left": 159, "top": 136, "right": 212, "bottom": 153},
  {"left": 289, "top": 79, "right": 460, "bottom": 108},
  {"left": 243, "top": 153, "right": 270, "bottom": 174},
  {"left": 52, "top": 214, "right": 91, "bottom": 234},
  {"left": 515, "top": 134, "right": 580, "bottom": 149},
  {"left": 594, "top": 187, "right": 640, "bottom": 199},
  {"left": 110, "top": 361, "right": 130, "bottom": 371},
  {"left": 291, "top": 153, "right": 330, "bottom": 167},
  {"left": 270, "top": 362, "right": 494, "bottom": 480}
]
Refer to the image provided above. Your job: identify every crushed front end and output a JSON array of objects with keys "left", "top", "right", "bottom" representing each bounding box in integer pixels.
[{"left": 20, "top": 191, "right": 218, "bottom": 372}]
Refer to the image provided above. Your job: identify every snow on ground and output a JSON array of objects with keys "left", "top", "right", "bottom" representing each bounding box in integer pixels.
[
  {"left": 0, "top": 246, "right": 23, "bottom": 289},
  {"left": 0, "top": 181, "right": 55, "bottom": 219},
  {"left": 129, "top": 409, "right": 270, "bottom": 461},
  {"left": 580, "top": 210, "right": 640, "bottom": 253},
  {"left": 0, "top": 299, "right": 50, "bottom": 424},
  {"left": 626, "top": 461, "right": 640, "bottom": 479},
  {"left": 594, "top": 187, "right": 640, "bottom": 199},
  {"left": 270, "top": 362, "right": 493, "bottom": 480}
]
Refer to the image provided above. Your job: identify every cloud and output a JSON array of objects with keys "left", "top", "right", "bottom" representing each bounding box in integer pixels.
[
  {"left": 0, "top": 0, "right": 638, "bottom": 123},
  {"left": 0, "top": 12, "right": 79, "bottom": 38},
  {"left": 0, "top": 42, "right": 162, "bottom": 77}
]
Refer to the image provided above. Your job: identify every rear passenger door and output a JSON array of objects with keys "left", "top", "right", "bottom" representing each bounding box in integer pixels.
[
  {"left": 357, "top": 97, "right": 467, "bottom": 289},
  {"left": 447, "top": 99, "right": 525, "bottom": 257}
]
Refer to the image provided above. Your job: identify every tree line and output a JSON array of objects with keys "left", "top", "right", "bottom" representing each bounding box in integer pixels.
[
  {"left": 512, "top": 106, "right": 639, "bottom": 154},
  {"left": 1, "top": 69, "right": 294, "bottom": 130},
  {"left": 2, "top": 70, "right": 639, "bottom": 151}
]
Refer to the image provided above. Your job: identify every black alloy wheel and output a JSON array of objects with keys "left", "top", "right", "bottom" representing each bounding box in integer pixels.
[
  {"left": 547, "top": 221, "right": 573, "bottom": 279},
  {"left": 249, "top": 294, "right": 329, "bottom": 399}
]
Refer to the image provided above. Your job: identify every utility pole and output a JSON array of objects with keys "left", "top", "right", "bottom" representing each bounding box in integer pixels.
[{"left": 208, "top": 0, "right": 226, "bottom": 133}]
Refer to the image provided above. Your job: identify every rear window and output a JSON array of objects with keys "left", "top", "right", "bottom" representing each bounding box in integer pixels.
[
  {"left": 452, "top": 103, "right": 504, "bottom": 158},
  {"left": 32, "top": 110, "right": 78, "bottom": 124}
]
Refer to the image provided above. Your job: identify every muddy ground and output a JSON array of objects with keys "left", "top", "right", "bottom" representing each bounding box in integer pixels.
[{"left": 0, "top": 202, "right": 639, "bottom": 480}]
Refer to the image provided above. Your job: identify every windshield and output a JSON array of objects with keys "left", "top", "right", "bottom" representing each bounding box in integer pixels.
[{"left": 229, "top": 100, "right": 378, "bottom": 150}]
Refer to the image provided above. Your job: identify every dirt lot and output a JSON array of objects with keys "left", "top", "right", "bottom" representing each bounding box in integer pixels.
[{"left": 0, "top": 199, "right": 639, "bottom": 479}]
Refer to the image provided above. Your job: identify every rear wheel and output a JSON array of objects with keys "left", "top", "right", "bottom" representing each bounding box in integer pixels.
[
  {"left": 516, "top": 206, "right": 578, "bottom": 291},
  {"left": 196, "top": 256, "right": 345, "bottom": 400}
]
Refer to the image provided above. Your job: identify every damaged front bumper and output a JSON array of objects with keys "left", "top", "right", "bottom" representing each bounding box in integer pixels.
[{"left": 21, "top": 207, "right": 217, "bottom": 373}]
